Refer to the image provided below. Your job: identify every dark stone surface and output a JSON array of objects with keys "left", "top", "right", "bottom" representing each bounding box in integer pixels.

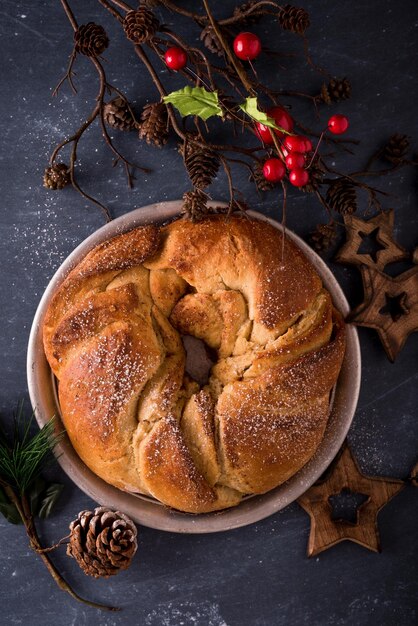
[{"left": 1, "top": 1, "right": 417, "bottom": 624}]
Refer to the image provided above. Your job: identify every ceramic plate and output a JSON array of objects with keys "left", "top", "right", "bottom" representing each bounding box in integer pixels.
[{"left": 27, "top": 201, "right": 361, "bottom": 533}]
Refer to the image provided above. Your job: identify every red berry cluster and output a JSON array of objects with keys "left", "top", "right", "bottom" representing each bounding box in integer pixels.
[
  {"left": 163, "top": 35, "right": 349, "bottom": 191},
  {"left": 257, "top": 106, "right": 349, "bottom": 188}
]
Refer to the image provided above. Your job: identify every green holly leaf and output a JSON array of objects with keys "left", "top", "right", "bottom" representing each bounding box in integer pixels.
[
  {"left": 163, "top": 86, "right": 223, "bottom": 121},
  {"left": 239, "top": 97, "right": 291, "bottom": 134},
  {"left": 38, "top": 482, "right": 64, "bottom": 519},
  {"left": 0, "top": 486, "right": 22, "bottom": 524}
]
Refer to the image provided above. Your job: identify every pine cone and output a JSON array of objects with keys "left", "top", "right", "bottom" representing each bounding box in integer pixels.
[
  {"left": 383, "top": 134, "right": 410, "bottom": 163},
  {"left": 250, "top": 163, "right": 275, "bottom": 192},
  {"left": 310, "top": 222, "right": 337, "bottom": 254},
  {"left": 232, "top": 1, "right": 264, "bottom": 25},
  {"left": 67, "top": 507, "right": 137, "bottom": 579},
  {"left": 103, "top": 97, "right": 136, "bottom": 132},
  {"left": 74, "top": 23, "right": 109, "bottom": 57},
  {"left": 138, "top": 102, "right": 169, "bottom": 147},
  {"left": 278, "top": 5, "right": 310, "bottom": 35},
  {"left": 43, "top": 163, "right": 70, "bottom": 190},
  {"left": 326, "top": 179, "right": 357, "bottom": 214},
  {"left": 200, "top": 25, "right": 224, "bottom": 56},
  {"left": 182, "top": 142, "right": 220, "bottom": 189},
  {"left": 320, "top": 77, "right": 351, "bottom": 104},
  {"left": 181, "top": 189, "right": 209, "bottom": 222},
  {"left": 123, "top": 8, "right": 159, "bottom": 44}
]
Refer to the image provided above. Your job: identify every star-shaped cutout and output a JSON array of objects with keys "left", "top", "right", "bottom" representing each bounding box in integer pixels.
[
  {"left": 335, "top": 210, "right": 408, "bottom": 271},
  {"left": 297, "top": 444, "right": 404, "bottom": 556},
  {"left": 348, "top": 265, "right": 418, "bottom": 361}
]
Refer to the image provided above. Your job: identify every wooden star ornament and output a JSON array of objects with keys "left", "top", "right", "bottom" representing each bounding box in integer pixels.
[
  {"left": 335, "top": 210, "right": 408, "bottom": 271},
  {"left": 348, "top": 265, "right": 418, "bottom": 361},
  {"left": 297, "top": 444, "right": 404, "bottom": 556}
]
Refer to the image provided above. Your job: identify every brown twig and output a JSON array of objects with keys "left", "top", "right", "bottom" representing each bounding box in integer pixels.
[
  {"left": 1, "top": 482, "right": 119, "bottom": 612},
  {"left": 202, "top": 0, "right": 255, "bottom": 95}
]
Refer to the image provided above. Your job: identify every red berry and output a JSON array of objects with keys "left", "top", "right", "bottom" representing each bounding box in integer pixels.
[
  {"left": 285, "top": 151, "right": 305, "bottom": 169},
  {"left": 284, "top": 135, "right": 312, "bottom": 153},
  {"left": 164, "top": 46, "right": 188, "bottom": 70},
  {"left": 328, "top": 114, "right": 349, "bottom": 134},
  {"left": 255, "top": 107, "right": 294, "bottom": 145},
  {"left": 262, "top": 158, "right": 286, "bottom": 182},
  {"left": 233, "top": 32, "right": 261, "bottom": 61},
  {"left": 289, "top": 168, "right": 310, "bottom": 187}
]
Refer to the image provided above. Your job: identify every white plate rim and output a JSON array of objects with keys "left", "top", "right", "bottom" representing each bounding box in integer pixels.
[{"left": 27, "top": 200, "right": 361, "bottom": 534}]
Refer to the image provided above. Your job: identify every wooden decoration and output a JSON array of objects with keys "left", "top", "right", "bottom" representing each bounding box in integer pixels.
[
  {"left": 297, "top": 444, "right": 404, "bottom": 556},
  {"left": 413, "top": 247, "right": 418, "bottom": 265},
  {"left": 348, "top": 265, "right": 418, "bottom": 361},
  {"left": 335, "top": 210, "right": 408, "bottom": 270}
]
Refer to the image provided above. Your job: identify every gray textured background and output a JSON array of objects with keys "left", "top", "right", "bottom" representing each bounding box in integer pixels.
[{"left": 0, "top": 1, "right": 417, "bottom": 624}]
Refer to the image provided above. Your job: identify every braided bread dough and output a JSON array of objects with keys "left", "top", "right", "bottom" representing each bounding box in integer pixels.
[{"left": 43, "top": 216, "right": 345, "bottom": 513}]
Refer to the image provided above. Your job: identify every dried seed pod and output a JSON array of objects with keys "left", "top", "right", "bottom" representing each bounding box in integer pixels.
[
  {"left": 43, "top": 163, "right": 70, "bottom": 190},
  {"left": 278, "top": 4, "right": 310, "bottom": 35},
  {"left": 140, "top": 0, "right": 161, "bottom": 7},
  {"left": 310, "top": 222, "right": 338, "bottom": 254},
  {"left": 320, "top": 77, "right": 351, "bottom": 104},
  {"left": 67, "top": 507, "right": 137, "bottom": 579},
  {"left": 103, "top": 97, "right": 136, "bottom": 132},
  {"left": 200, "top": 25, "right": 224, "bottom": 56},
  {"left": 301, "top": 159, "right": 325, "bottom": 194},
  {"left": 182, "top": 142, "right": 220, "bottom": 189},
  {"left": 74, "top": 23, "right": 109, "bottom": 57},
  {"left": 138, "top": 102, "right": 169, "bottom": 147},
  {"left": 181, "top": 189, "right": 209, "bottom": 222},
  {"left": 326, "top": 178, "right": 357, "bottom": 215},
  {"left": 383, "top": 134, "right": 410, "bottom": 164},
  {"left": 123, "top": 8, "right": 159, "bottom": 44},
  {"left": 232, "top": 1, "right": 264, "bottom": 25}
]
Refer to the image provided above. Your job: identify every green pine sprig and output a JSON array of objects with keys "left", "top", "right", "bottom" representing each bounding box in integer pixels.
[
  {"left": 0, "top": 402, "right": 117, "bottom": 611},
  {"left": 0, "top": 402, "right": 64, "bottom": 524},
  {"left": 0, "top": 404, "right": 62, "bottom": 495}
]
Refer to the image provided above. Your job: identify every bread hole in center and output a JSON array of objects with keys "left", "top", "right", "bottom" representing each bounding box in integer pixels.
[{"left": 182, "top": 335, "right": 216, "bottom": 386}]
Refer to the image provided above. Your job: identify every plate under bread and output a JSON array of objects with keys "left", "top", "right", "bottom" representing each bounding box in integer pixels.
[{"left": 27, "top": 201, "right": 361, "bottom": 533}]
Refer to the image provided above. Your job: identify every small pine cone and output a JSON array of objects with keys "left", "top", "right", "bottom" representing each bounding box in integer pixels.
[
  {"left": 103, "top": 97, "right": 136, "bottom": 132},
  {"left": 123, "top": 8, "right": 159, "bottom": 44},
  {"left": 138, "top": 102, "right": 169, "bottom": 147},
  {"left": 43, "top": 163, "right": 70, "bottom": 190},
  {"left": 320, "top": 77, "right": 351, "bottom": 104},
  {"left": 278, "top": 5, "right": 310, "bottom": 35},
  {"left": 310, "top": 222, "right": 337, "bottom": 254},
  {"left": 200, "top": 25, "right": 224, "bottom": 56},
  {"left": 74, "top": 23, "right": 109, "bottom": 57},
  {"left": 67, "top": 507, "right": 137, "bottom": 579},
  {"left": 183, "top": 143, "right": 220, "bottom": 189},
  {"left": 383, "top": 134, "right": 410, "bottom": 164},
  {"left": 181, "top": 189, "right": 209, "bottom": 222},
  {"left": 250, "top": 163, "right": 275, "bottom": 192},
  {"left": 326, "top": 178, "right": 357, "bottom": 215},
  {"left": 232, "top": 1, "right": 264, "bottom": 25}
]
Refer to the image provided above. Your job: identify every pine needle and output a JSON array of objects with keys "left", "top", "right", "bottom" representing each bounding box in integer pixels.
[{"left": 0, "top": 404, "right": 63, "bottom": 494}]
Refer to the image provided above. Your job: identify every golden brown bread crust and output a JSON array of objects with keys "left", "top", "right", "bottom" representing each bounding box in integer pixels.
[{"left": 43, "top": 215, "right": 346, "bottom": 513}]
